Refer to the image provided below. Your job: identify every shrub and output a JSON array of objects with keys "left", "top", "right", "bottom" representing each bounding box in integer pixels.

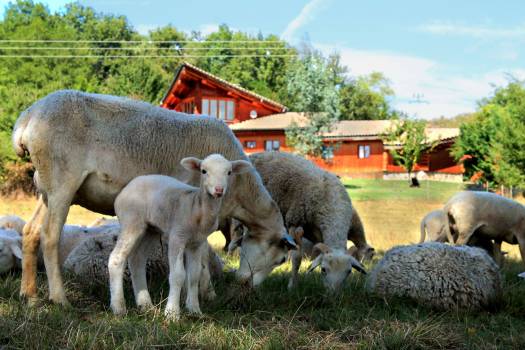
[{"left": 0, "top": 161, "right": 36, "bottom": 198}]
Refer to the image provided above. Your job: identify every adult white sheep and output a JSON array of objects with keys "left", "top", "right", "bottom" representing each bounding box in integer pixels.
[
  {"left": 444, "top": 191, "right": 524, "bottom": 266},
  {"left": 13, "top": 90, "right": 295, "bottom": 306},
  {"left": 366, "top": 242, "right": 502, "bottom": 310},
  {"left": 233, "top": 151, "right": 370, "bottom": 291},
  {"left": 419, "top": 208, "right": 506, "bottom": 265},
  {"left": 0, "top": 229, "right": 22, "bottom": 274},
  {"left": 109, "top": 154, "right": 254, "bottom": 319}
]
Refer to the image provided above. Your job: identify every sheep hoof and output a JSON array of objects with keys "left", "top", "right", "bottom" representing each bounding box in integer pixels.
[
  {"left": 25, "top": 295, "right": 39, "bottom": 307},
  {"left": 111, "top": 303, "right": 127, "bottom": 316},
  {"left": 50, "top": 295, "right": 71, "bottom": 308},
  {"left": 164, "top": 308, "right": 181, "bottom": 321}
]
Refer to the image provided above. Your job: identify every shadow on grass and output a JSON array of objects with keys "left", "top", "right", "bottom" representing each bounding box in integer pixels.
[{"left": 344, "top": 184, "right": 361, "bottom": 189}]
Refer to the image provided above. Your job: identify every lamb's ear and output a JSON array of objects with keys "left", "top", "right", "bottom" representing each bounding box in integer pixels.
[
  {"left": 313, "top": 243, "right": 331, "bottom": 256},
  {"left": 289, "top": 226, "right": 304, "bottom": 245},
  {"left": 281, "top": 234, "right": 297, "bottom": 250},
  {"left": 181, "top": 157, "right": 202, "bottom": 172},
  {"left": 348, "top": 256, "right": 367, "bottom": 275},
  {"left": 231, "top": 160, "right": 253, "bottom": 174},
  {"left": 227, "top": 235, "right": 243, "bottom": 254},
  {"left": 9, "top": 239, "right": 23, "bottom": 260},
  {"left": 307, "top": 254, "right": 323, "bottom": 273}
]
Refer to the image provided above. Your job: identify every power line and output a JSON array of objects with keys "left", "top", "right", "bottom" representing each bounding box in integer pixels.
[
  {"left": 0, "top": 54, "right": 297, "bottom": 58},
  {"left": 0, "top": 39, "right": 286, "bottom": 44},
  {"left": 0, "top": 46, "right": 292, "bottom": 51}
]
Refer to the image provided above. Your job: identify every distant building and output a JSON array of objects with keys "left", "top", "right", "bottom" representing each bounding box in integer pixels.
[{"left": 161, "top": 62, "right": 463, "bottom": 181}]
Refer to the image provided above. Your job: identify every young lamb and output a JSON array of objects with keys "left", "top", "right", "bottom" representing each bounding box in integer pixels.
[
  {"left": 0, "top": 229, "right": 23, "bottom": 274},
  {"left": 109, "top": 154, "right": 253, "bottom": 319},
  {"left": 419, "top": 208, "right": 506, "bottom": 265},
  {"left": 444, "top": 191, "right": 524, "bottom": 266},
  {"left": 231, "top": 151, "right": 369, "bottom": 291},
  {"left": 366, "top": 242, "right": 502, "bottom": 310},
  {"left": 0, "top": 215, "right": 26, "bottom": 235}
]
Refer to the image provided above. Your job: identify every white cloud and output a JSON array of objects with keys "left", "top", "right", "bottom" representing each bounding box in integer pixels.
[
  {"left": 317, "top": 44, "right": 525, "bottom": 119},
  {"left": 198, "top": 23, "right": 220, "bottom": 37},
  {"left": 281, "top": 0, "right": 328, "bottom": 42},
  {"left": 419, "top": 22, "right": 525, "bottom": 39}
]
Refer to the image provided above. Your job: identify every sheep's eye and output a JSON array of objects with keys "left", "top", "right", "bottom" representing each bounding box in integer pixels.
[
  {"left": 228, "top": 171, "right": 232, "bottom": 176},
  {"left": 201, "top": 169, "right": 207, "bottom": 174},
  {"left": 321, "top": 267, "right": 327, "bottom": 275}
]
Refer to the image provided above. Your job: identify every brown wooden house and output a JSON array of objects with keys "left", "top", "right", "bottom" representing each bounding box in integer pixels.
[{"left": 161, "top": 62, "right": 463, "bottom": 181}]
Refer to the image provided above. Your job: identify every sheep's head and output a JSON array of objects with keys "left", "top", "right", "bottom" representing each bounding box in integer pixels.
[
  {"left": 307, "top": 243, "right": 366, "bottom": 292},
  {"left": 0, "top": 237, "right": 22, "bottom": 274},
  {"left": 181, "top": 154, "right": 252, "bottom": 198},
  {"left": 348, "top": 245, "right": 376, "bottom": 263}
]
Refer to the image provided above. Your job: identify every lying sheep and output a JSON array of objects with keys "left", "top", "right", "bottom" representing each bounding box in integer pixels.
[
  {"left": 233, "top": 152, "right": 369, "bottom": 291},
  {"left": 109, "top": 154, "right": 255, "bottom": 319},
  {"left": 0, "top": 229, "right": 22, "bottom": 274},
  {"left": 88, "top": 217, "right": 119, "bottom": 227},
  {"left": 366, "top": 242, "right": 502, "bottom": 310},
  {"left": 444, "top": 191, "right": 524, "bottom": 266},
  {"left": 419, "top": 209, "right": 505, "bottom": 264},
  {"left": 64, "top": 229, "right": 224, "bottom": 299}
]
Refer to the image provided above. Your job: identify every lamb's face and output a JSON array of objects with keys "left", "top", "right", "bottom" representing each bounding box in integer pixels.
[
  {"left": 181, "top": 154, "right": 253, "bottom": 198},
  {"left": 308, "top": 248, "right": 367, "bottom": 292},
  {"left": 200, "top": 154, "right": 233, "bottom": 198}
]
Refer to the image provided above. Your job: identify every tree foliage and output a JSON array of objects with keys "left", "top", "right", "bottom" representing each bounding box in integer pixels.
[
  {"left": 285, "top": 53, "right": 340, "bottom": 157},
  {"left": 384, "top": 119, "right": 436, "bottom": 184}
]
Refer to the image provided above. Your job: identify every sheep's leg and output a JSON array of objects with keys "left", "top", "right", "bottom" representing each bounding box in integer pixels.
[
  {"left": 20, "top": 196, "right": 45, "bottom": 304},
  {"left": 109, "top": 225, "right": 146, "bottom": 315},
  {"left": 492, "top": 240, "right": 503, "bottom": 266},
  {"left": 199, "top": 245, "right": 216, "bottom": 301},
  {"left": 42, "top": 190, "right": 79, "bottom": 306},
  {"left": 288, "top": 246, "right": 302, "bottom": 290},
  {"left": 127, "top": 230, "right": 154, "bottom": 311},
  {"left": 165, "top": 233, "right": 186, "bottom": 320},
  {"left": 185, "top": 243, "right": 205, "bottom": 315},
  {"left": 516, "top": 233, "right": 525, "bottom": 269}
]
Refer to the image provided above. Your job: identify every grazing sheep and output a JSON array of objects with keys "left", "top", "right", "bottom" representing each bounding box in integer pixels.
[
  {"left": 234, "top": 151, "right": 369, "bottom": 291},
  {"left": 109, "top": 154, "right": 255, "bottom": 319},
  {"left": 0, "top": 229, "right": 22, "bottom": 274},
  {"left": 444, "top": 191, "right": 524, "bottom": 266},
  {"left": 366, "top": 242, "right": 502, "bottom": 310},
  {"left": 419, "top": 209, "right": 504, "bottom": 264},
  {"left": 0, "top": 215, "right": 26, "bottom": 235},
  {"left": 13, "top": 90, "right": 294, "bottom": 305},
  {"left": 346, "top": 209, "right": 375, "bottom": 263}
]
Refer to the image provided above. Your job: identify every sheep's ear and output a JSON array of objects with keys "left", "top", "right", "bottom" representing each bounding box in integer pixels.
[
  {"left": 348, "top": 256, "right": 367, "bottom": 275},
  {"left": 227, "top": 235, "right": 243, "bottom": 254},
  {"left": 9, "top": 239, "right": 23, "bottom": 260},
  {"left": 181, "top": 157, "right": 202, "bottom": 172},
  {"left": 289, "top": 227, "right": 304, "bottom": 245},
  {"left": 347, "top": 246, "right": 358, "bottom": 258},
  {"left": 231, "top": 160, "right": 253, "bottom": 174},
  {"left": 307, "top": 254, "right": 323, "bottom": 273}
]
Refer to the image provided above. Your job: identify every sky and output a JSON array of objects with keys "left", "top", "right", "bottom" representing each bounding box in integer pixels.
[{"left": 1, "top": 0, "right": 525, "bottom": 119}]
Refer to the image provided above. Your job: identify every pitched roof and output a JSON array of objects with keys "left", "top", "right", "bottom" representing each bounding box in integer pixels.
[
  {"left": 161, "top": 62, "right": 287, "bottom": 112},
  {"left": 230, "top": 112, "right": 460, "bottom": 143}
]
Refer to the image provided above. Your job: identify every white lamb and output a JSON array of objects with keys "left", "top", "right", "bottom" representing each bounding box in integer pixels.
[
  {"left": 109, "top": 154, "right": 253, "bottom": 319},
  {"left": 0, "top": 215, "right": 26, "bottom": 235},
  {"left": 366, "top": 242, "right": 502, "bottom": 310}
]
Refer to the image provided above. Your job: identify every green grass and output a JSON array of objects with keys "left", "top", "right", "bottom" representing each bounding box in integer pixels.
[
  {"left": 1, "top": 255, "right": 525, "bottom": 349},
  {"left": 1, "top": 181, "right": 524, "bottom": 349},
  {"left": 342, "top": 179, "right": 464, "bottom": 202}
]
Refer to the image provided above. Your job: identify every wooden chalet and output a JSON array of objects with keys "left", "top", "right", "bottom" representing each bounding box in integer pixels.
[{"left": 161, "top": 62, "right": 463, "bottom": 181}]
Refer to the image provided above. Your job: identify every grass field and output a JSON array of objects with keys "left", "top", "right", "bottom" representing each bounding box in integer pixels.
[{"left": 1, "top": 180, "right": 524, "bottom": 349}]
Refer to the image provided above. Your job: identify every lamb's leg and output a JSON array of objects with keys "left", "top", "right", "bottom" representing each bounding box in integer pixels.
[
  {"left": 199, "top": 245, "right": 216, "bottom": 301},
  {"left": 493, "top": 240, "right": 504, "bottom": 266},
  {"left": 109, "top": 225, "right": 146, "bottom": 315},
  {"left": 20, "top": 196, "right": 45, "bottom": 304},
  {"left": 185, "top": 242, "right": 205, "bottom": 314},
  {"left": 127, "top": 229, "right": 154, "bottom": 311},
  {"left": 516, "top": 233, "right": 525, "bottom": 269},
  {"left": 165, "top": 234, "right": 186, "bottom": 320}
]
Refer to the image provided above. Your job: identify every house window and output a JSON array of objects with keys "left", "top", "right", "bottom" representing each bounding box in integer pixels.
[
  {"left": 265, "top": 140, "right": 280, "bottom": 151},
  {"left": 180, "top": 99, "right": 195, "bottom": 114},
  {"left": 202, "top": 98, "right": 235, "bottom": 121},
  {"left": 358, "top": 145, "right": 371, "bottom": 159},
  {"left": 322, "top": 145, "right": 334, "bottom": 160},
  {"left": 245, "top": 141, "right": 256, "bottom": 149}
]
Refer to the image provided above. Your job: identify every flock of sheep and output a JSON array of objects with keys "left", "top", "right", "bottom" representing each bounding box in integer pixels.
[{"left": 1, "top": 90, "right": 524, "bottom": 319}]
